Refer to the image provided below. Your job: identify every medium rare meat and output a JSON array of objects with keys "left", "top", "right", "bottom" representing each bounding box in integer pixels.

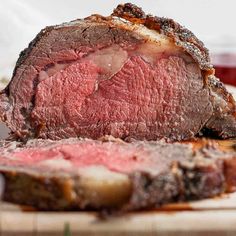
[
  {"left": 0, "top": 3, "right": 236, "bottom": 141},
  {"left": 0, "top": 137, "right": 236, "bottom": 211}
]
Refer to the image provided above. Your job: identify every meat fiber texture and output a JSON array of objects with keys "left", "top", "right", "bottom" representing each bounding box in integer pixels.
[
  {"left": 1, "top": 3, "right": 236, "bottom": 141},
  {"left": 1, "top": 2, "right": 236, "bottom": 214},
  {"left": 1, "top": 137, "right": 236, "bottom": 212}
]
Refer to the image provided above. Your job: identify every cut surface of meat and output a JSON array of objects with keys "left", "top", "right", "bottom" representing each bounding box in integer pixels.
[
  {"left": 0, "top": 3, "right": 236, "bottom": 141},
  {"left": 32, "top": 54, "right": 211, "bottom": 140},
  {"left": 0, "top": 137, "right": 236, "bottom": 212},
  {"left": 0, "top": 138, "right": 191, "bottom": 175}
]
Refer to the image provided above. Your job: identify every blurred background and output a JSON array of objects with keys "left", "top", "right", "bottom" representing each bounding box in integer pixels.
[{"left": 0, "top": 0, "right": 236, "bottom": 83}]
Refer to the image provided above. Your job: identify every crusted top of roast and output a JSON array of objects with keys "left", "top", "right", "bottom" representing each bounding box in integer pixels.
[
  {"left": 83, "top": 3, "right": 213, "bottom": 72},
  {"left": 10, "top": 2, "right": 213, "bottom": 86},
  {"left": 112, "top": 3, "right": 213, "bottom": 72}
]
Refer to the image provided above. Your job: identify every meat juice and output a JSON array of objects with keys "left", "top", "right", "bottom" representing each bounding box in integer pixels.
[{"left": 212, "top": 53, "right": 236, "bottom": 86}]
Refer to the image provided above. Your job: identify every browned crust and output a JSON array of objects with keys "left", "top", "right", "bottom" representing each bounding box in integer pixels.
[
  {"left": 1, "top": 2, "right": 216, "bottom": 130},
  {"left": 1, "top": 169, "right": 127, "bottom": 210},
  {"left": 4, "top": 26, "right": 55, "bottom": 96},
  {"left": 202, "top": 76, "right": 236, "bottom": 138},
  {"left": 112, "top": 3, "right": 213, "bottom": 72},
  {"left": 1, "top": 170, "right": 74, "bottom": 210},
  {"left": 208, "top": 76, "right": 236, "bottom": 113},
  {"left": 7, "top": 2, "right": 213, "bottom": 93}
]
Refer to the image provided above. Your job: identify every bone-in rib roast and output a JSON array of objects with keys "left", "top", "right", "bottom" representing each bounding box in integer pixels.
[
  {"left": 0, "top": 3, "right": 236, "bottom": 213},
  {"left": 1, "top": 3, "right": 236, "bottom": 141}
]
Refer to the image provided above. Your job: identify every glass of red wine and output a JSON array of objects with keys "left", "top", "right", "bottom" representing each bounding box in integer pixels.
[{"left": 212, "top": 52, "right": 236, "bottom": 86}]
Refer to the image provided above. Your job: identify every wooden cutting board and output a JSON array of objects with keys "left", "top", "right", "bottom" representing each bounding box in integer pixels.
[{"left": 1, "top": 193, "right": 236, "bottom": 236}]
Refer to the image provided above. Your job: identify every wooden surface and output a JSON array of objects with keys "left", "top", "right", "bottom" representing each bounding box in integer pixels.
[{"left": 1, "top": 193, "right": 236, "bottom": 236}]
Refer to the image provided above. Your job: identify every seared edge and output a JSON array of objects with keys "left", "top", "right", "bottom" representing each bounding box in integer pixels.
[
  {"left": 0, "top": 166, "right": 132, "bottom": 210},
  {"left": 112, "top": 3, "right": 212, "bottom": 72},
  {"left": 203, "top": 76, "right": 236, "bottom": 138},
  {"left": 1, "top": 27, "right": 55, "bottom": 98},
  {"left": 121, "top": 151, "right": 225, "bottom": 212},
  {"left": 2, "top": 1, "right": 213, "bottom": 96}
]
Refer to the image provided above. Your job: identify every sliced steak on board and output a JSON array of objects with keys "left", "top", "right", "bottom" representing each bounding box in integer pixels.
[
  {"left": 0, "top": 3, "right": 236, "bottom": 141},
  {"left": 0, "top": 137, "right": 236, "bottom": 212}
]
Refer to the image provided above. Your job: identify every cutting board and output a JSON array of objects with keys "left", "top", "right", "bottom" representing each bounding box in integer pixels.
[
  {"left": 1, "top": 85, "right": 236, "bottom": 235},
  {"left": 1, "top": 193, "right": 236, "bottom": 236}
]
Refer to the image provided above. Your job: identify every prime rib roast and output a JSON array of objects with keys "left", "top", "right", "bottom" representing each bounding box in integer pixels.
[
  {"left": 0, "top": 3, "right": 236, "bottom": 141},
  {"left": 0, "top": 3, "right": 236, "bottom": 212},
  {"left": 1, "top": 137, "right": 236, "bottom": 212}
]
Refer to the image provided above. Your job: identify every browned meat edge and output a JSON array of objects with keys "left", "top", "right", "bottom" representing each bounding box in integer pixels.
[
  {"left": 3, "top": 2, "right": 213, "bottom": 97},
  {"left": 112, "top": 3, "right": 213, "bottom": 72}
]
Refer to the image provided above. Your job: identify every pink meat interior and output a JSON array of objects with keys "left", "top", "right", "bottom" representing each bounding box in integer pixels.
[
  {"left": 0, "top": 140, "right": 188, "bottom": 174},
  {"left": 7, "top": 21, "right": 212, "bottom": 142},
  {"left": 30, "top": 42, "right": 206, "bottom": 140}
]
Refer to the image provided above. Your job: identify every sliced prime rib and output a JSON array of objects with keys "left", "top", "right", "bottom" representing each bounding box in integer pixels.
[
  {"left": 0, "top": 3, "right": 236, "bottom": 141},
  {"left": 0, "top": 137, "right": 236, "bottom": 212}
]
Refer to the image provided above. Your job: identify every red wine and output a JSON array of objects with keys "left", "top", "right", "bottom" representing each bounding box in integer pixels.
[
  {"left": 212, "top": 53, "right": 236, "bottom": 86},
  {"left": 214, "top": 65, "right": 236, "bottom": 86}
]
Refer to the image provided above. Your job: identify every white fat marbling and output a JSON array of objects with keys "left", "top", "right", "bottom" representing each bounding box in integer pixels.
[{"left": 40, "top": 158, "right": 73, "bottom": 169}]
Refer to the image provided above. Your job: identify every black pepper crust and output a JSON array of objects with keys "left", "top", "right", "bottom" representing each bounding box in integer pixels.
[
  {"left": 3, "top": 26, "right": 55, "bottom": 96},
  {"left": 14, "top": 27, "right": 54, "bottom": 77},
  {"left": 113, "top": 2, "right": 146, "bottom": 19},
  {"left": 112, "top": 3, "right": 213, "bottom": 72},
  {"left": 10, "top": 1, "right": 213, "bottom": 87}
]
